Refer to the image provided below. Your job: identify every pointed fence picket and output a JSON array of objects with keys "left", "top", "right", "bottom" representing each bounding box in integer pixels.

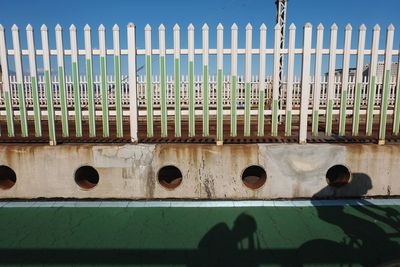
[{"left": 0, "top": 22, "right": 399, "bottom": 145}]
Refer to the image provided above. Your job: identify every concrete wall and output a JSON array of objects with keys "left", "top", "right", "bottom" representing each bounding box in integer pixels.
[{"left": 0, "top": 143, "right": 398, "bottom": 199}]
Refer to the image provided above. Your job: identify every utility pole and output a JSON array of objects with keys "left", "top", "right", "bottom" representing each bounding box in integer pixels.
[
  {"left": 275, "top": 0, "right": 287, "bottom": 123},
  {"left": 275, "top": 0, "right": 287, "bottom": 82}
]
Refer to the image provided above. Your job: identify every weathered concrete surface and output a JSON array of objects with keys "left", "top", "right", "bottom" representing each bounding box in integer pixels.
[{"left": 0, "top": 143, "right": 399, "bottom": 199}]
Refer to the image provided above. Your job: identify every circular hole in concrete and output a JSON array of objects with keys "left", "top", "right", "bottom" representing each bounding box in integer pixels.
[
  {"left": 326, "top": 164, "right": 351, "bottom": 187},
  {"left": 242, "top": 165, "right": 267, "bottom": 190},
  {"left": 0, "top": 165, "right": 16, "bottom": 190},
  {"left": 74, "top": 166, "right": 99, "bottom": 190},
  {"left": 158, "top": 165, "right": 183, "bottom": 189}
]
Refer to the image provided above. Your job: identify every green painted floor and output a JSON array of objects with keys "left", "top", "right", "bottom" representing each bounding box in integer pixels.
[{"left": 0, "top": 201, "right": 399, "bottom": 266}]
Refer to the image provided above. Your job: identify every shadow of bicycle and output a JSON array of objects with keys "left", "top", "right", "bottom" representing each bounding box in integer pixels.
[{"left": 297, "top": 173, "right": 400, "bottom": 266}]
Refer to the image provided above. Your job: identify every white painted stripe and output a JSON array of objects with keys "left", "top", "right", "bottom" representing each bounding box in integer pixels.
[
  {"left": 273, "top": 200, "right": 296, "bottom": 207},
  {"left": 1, "top": 199, "right": 400, "bottom": 208}
]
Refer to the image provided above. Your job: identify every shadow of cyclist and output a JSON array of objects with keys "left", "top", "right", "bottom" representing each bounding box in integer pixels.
[
  {"left": 189, "top": 213, "right": 259, "bottom": 267},
  {"left": 297, "top": 173, "right": 400, "bottom": 266}
]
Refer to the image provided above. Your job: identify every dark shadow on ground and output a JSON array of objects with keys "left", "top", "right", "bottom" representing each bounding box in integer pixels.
[
  {"left": 188, "top": 213, "right": 259, "bottom": 267},
  {"left": 0, "top": 174, "right": 399, "bottom": 266},
  {"left": 297, "top": 173, "right": 400, "bottom": 266}
]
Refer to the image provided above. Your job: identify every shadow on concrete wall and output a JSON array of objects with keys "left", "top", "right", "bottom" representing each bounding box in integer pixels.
[
  {"left": 313, "top": 172, "right": 374, "bottom": 198},
  {"left": 0, "top": 174, "right": 399, "bottom": 266}
]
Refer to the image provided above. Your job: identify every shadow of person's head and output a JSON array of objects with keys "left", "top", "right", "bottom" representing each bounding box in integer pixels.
[
  {"left": 314, "top": 172, "right": 373, "bottom": 199},
  {"left": 231, "top": 213, "right": 257, "bottom": 241},
  {"left": 346, "top": 173, "right": 373, "bottom": 196}
]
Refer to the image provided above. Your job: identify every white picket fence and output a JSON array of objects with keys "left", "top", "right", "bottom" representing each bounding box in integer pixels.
[
  {"left": 1, "top": 74, "right": 398, "bottom": 110},
  {"left": 0, "top": 22, "right": 400, "bottom": 145}
]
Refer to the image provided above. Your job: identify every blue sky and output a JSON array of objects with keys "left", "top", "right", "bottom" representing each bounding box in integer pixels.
[{"left": 1, "top": 0, "right": 400, "bottom": 76}]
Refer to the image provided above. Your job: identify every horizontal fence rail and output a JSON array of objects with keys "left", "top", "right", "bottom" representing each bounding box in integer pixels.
[
  {"left": 1, "top": 74, "right": 397, "bottom": 112},
  {"left": 0, "top": 22, "right": 399, "bottom": 145}
]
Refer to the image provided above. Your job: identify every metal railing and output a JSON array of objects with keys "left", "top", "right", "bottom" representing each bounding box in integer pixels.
[{"left": 0, "top": 22, "right": 399, "bottom": 144}]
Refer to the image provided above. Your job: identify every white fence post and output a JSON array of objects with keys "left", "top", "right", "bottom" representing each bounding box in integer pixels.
[
  {"left": 312, "top": 23, "right": 323, "bottom": 136},
  {"left": 69, "top": 24, "right": 82, "bottom": 137},
  {"left": 286, "top": 23, "right": 296, "bottom": 136},
  {"left": 84, "top": 24, "right": 96, "bottom": 137},
  {"left": 41, "top": 24, "right": 56, "bottom": 145},
  {"left": 188, "top": 23, "right": 195, "bottom": 137},
  {"left": 378, "top": 24, "right": 394, "bottom": 144},
  {"left": 159, "top": 24, "right": 167, "bottom": 138},
  {"left": 99, "top": 24, "right": 109, "bottom": 138},
  {"left": 145, "top": 24, "right": 153, "bottom": 138},
  {"left": 272, "top": 24, "right": 281, "bottom": 137},
  {"left": 299, "top": 23, "right": 312, "bottom": 144},
  {"left": 11, "top": 24, "right": 28, "bottom": 137},
  {"left": 230, "top": 23, "right": 238, "bottom": 137},
  {"left": 257, "top": 24, "right": 267, "bottom": 137},
  {"left": 352, "top": 24, "right": 366, "bottom": 136},
  {"left": 244, "top": 23, "right": 252, "bottom": 137},
  {"left": 55, "top": 24, "right": 69, "bottom": 137},
  {"left": 202, "top": 23, "right": 209, "bottom": 137},
  {"left": 113, "top": 24, "right": 123, "bottom": 138},
  {"left": 0, "top": 24, "right": 14, "bottom": 137},
  {"left": 26, "top": 24, "right": 42, "bottom": 137},
  {"left": 127, "top": 23, "right": 138, "bottom": 143},
  {"left": 325, "top": 23, "right": 338, "bottom": 136},
  {"left": 173, "top": 24, "right": 181, "bottom": 138},
  {"left": 339, "top": 24, "right": 352, "bottom": 136},
  {"left": 366, "top": 24, "right": 380, "bottom": 136},
  {"left": 394, "top": 41, "right": 400, "bottom": 136},
  {"left": 216, "top": 23, "right": 224, "bottom": 145}
]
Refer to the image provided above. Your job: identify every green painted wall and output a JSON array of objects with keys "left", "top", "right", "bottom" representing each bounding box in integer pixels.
[{"left": 0, "top": 203, "right": 399, "bottom": 266}]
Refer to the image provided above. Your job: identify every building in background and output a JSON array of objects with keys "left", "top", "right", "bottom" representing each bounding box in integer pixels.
[
  {"left": 324, "top": 62, "right": 398, "bottom": 82},
  {"left": 371, "top": 61, "right": 399, "bottom": 81}
]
